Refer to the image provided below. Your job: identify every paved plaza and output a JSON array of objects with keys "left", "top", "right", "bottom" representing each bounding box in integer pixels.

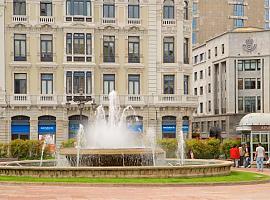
[{"left": 0, "top": 169, "right": 269, "bottom": 200}]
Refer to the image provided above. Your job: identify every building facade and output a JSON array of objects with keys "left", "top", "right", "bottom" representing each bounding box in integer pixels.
[
  {"left": 1, "top": 0, "right": 197, "bottom": 146},
  {"left": 192, "top": 0, "right": 266, "bottom": 45},
  {"left": 192, "top": 27, "right": 270, "bottom": 137}
]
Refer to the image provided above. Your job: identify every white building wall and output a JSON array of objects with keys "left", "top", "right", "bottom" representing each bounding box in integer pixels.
[{"left": 0, "top": 0, "right": 5, "bottom": 105}]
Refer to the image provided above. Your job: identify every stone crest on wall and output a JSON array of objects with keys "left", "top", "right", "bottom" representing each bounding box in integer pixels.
[{"left": 242, "top": 38, "right": 257, "bottom": 52}]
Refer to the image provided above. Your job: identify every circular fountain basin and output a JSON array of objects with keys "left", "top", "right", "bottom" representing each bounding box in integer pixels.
[
  {"left": 60, "top": 147, "right": 166, "bottom": 167},
  {"left": 0, "top": 159, "right": 232, "bottom": 178}
]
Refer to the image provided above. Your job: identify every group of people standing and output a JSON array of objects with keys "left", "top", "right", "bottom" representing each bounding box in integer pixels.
[{"left": 230, "top": 143, "right": 267, "bottom": 172}]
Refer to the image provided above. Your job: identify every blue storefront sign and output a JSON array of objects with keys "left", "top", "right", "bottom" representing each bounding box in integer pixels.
[
  {"left": 38, "top": 125, "right": 56, "bottom": 134},
  {"left": 182, "top": 125, "right": 189, "bottom": 133},
  {"left": 162, "top": 125, "right": 176, "bottom": 133},
  {"left": 11, "top": 125, "right": 30, "bottom": 134},
  {"left": 128, "top": 124, "right": 143, "bottom": 133}
]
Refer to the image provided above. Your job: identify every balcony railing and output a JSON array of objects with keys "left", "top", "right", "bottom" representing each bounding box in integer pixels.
[
  {"left": 41, "top": 53, "right": 53, "bottom": 62},
  {"left": 103, "top": 55, "right": 115, "bottom": 63},
  {"left": 65, "top": 15, "right": 92, "bottom": 22},
  {"left": 162, "top": 19, "right": 176, "bottom": 25},
  {"left": 127, "top": 18, "right": 141, "bottom": 25},
  {"left": 163, "top": 55, "right": 175, "bottom": 63},
  {"left": 39, "top": 16, "right": 54, "bottom": 23},
  {"left": 7, "top": 94, "right": 198, "bottom": 107},
  {"left": 12, "top": 15, "right": 28, "bottom": 23},
  {"left": 102, "top": 18, "right": 116, "bottom": 24},
  {"left": 128, "top": 55, "right": 140, "bottom": 63}
]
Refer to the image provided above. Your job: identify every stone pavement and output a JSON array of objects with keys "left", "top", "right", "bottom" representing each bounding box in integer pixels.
[{"left": 0, "top": 168, "right": 269, "bottom": 200}]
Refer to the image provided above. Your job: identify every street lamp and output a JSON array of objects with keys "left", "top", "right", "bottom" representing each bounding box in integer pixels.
[{"left": 66, "top": 88, "right": 95, "bottom": 124}]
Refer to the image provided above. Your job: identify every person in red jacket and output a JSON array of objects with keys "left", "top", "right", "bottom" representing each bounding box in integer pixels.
[{"left": 230, "top": 144, "right": 240, "bottom": 168}]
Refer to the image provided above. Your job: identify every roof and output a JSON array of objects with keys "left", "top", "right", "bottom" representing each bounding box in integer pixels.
[
  {"left": 239, "top": 113, "right": 270, "bottom": 126},
  {"left": 231, "top": 27, "right": 264, "bottom": 33}
]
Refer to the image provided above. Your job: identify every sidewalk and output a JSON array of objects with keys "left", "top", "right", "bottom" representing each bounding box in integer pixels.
[{"left": 232, "top": 166, "right": 270, "bottom": 175}]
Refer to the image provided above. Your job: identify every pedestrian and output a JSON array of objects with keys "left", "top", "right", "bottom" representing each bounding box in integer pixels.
[
  {"left": 239, "top": 144, "right": 245, "bottom": 167},
  {"left": 255, "top": 143, "right": 265, "bottom": 172},
  {"left": 244, "top": 144, "right": 251, "bottom": 168},
  {"left": 230, "top": 144, "right": 240, "bottom": 168}
]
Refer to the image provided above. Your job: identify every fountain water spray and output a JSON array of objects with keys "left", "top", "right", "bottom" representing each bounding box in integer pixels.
[
  {"left": 177, "top": 130, "right": 185, "bottom": 166},
  {"left": 76, "top": 124, "right": 86, "bottom": 167},
  {"left": 40, "top": 135, "right": 53, "bottom": 167},
  {"left": 146, "top": 127, "right": 156, "bottom": 166}
]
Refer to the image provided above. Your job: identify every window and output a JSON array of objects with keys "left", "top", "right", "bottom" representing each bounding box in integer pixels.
[
  {"left": 66, "top": 33, "right": 92, "bottom": 62},
  {"left": 163, "top": 75, "right": 175, "bottom": 94},
  {"left": 200, "top": 86, "right": 203, "bottom": 95},
  {"left": 128, "top": 0, "right": 139, "bottom": 18},
  {"left": 208, "top": 66, "right": 211, "bottom": 76},
  {"left": 257, "top": 78, "right": 261, "bottom": 89},
  {"left": 215, "top": 47, "right": 217, "bottom": 57},
  {"left": 234, "top": 4, "right": 244, "bottom": 16},
  {"left": 103, "top": 36, "right": 115, "bottom": 62},
  {"left": 103, "top": 2, "right": 115, "bottom": 18},
  {"left": 222, "top": 44, "right": 225, "bottom": 54},
  {"left": 194, "top": 55, "right": 198, "bottom": 64},
  {"left": 234, "top": 19, "right": 244, "bottom": 27},
  {"left": 13, "top": 0, "right": 26, "bottom": 15},
  {"left": 40, "top": 0, "right": 52, "bottom": 16},
  {"left": 200, "top": 102, "right": 203, "bottom": 113},
  {"left": 257, "top": 96, "right": 261, "bottom": 111},
  {"left": 41, "top": 74, "right": 53, "bottom": 94},
  {"left": 66, "top": 71, "right": 92, "bottom": 95},
  {"left": 194, "top": 72, "right": 197, "bottom": 81},
  {"left": 40, "top": 34, "right": 53, "bottom": 62},
  {"left": 66, "top": 0, "right": 91, "bottom": 16},
  {"left": 245, "top": 78, "right": 256, "bottom": 89},
  {"left": 199, "top": 53, "right": 203, "bottom": 62},
  {"left": 128, "top": 74, "right": 140, "bottom": 95},
  {"left": 103, "top": 74, "right": 115, "bottom": 94},
  {"left": 162, "top": 116, "right": 176, "bottom": 138},
  {"left": 14, "top": 73, "right": 27, "bottom": 94},
  {"left": 163, "top": 37, "right": 174, "bottom": 63},
  {"left": 192, "top": 2, "right": 198, "bottom": 15},
  {"left": 245, "top": 96, "right": 256, "bottom": 113},
  {"left": 128, "top": 36, "right": 140, "bottom": 63},
  {"left": 184, "top": 1, "right": 188, "bottom": 20},
  {"left": 208, "top": 83, "right": 211, "bottom": 93},
  {"left": 163, "top": 0, "right": 174, "bottom": 19},
  {"left": 208, "top": 49, "right": 211, "bottom": 59},
  {"left": 208, "top": 101, "right": 211, "bottom": 112},
  {"left": 192, "top": 31, "right": 197, "bottom": 44},
  {"left": 184, "top": 75, "right": 189, "bottom": 95},
  {"left": 14, "top": 34, "right": 26, "bottom": 61},
  {"left": 238, "top": 79, "right": 243, "bottom": 90},
  {"left": 238, "top": 97, "right": 243, "bottom": 111},
  {"left": 200, "top": 70, "right": 203, "bottom": 79},
  {"left": 183, "top": 38, "right": 189, "bottom": 64},
  {"left": 194, "top": 88, "right": 197, "bottom": 95},
  {"left": 238, "top": 60, "right": 261, "bottom": 71}
]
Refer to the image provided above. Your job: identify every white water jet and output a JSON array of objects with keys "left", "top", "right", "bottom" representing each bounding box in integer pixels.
[
  {"left": 76, "top": 124, "right": 86, "bottom": 167},
  {"left": 146, "top": 127, "right": 156, "bottom": 166},
  {"left": 177, "top": 130, "right": 185, "bottom": 166},
  {"left": 40, "top": 135, "right": 53, "bottom": 167}
]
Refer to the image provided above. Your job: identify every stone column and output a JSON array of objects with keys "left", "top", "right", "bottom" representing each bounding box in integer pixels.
[{"left": 30, "top": 117, "right": 38, "bottom": 140}]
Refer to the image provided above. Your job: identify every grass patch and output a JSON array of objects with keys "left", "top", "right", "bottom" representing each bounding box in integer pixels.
[{"left": 0, "top": 171, "right": 269, "bottom": 184}]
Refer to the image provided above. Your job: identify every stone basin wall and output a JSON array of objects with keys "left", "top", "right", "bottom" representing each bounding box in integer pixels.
[{"left": 0, "top": 160, "right": 232, "bottom": 178}]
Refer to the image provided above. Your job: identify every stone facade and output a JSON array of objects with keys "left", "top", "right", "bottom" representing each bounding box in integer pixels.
[
  {"left": 192, "top": 0, "right": 265, "bottom": 45},
  {"left": 192, "top": 27, "right": 270, "bottom": 137},
  {"left": 0, "top": 0, "right": 197, "bottom": 146}
]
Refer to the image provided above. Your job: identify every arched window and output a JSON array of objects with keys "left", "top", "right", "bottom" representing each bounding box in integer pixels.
[
  {"left": 68, "top": 115, "right": 88, "bottom": 138},
  {"left": 184, "top": 1, "right": 189, "bottom": 20},
  {"left": 38, "top": 115, "right": 56, "bottom": 144},
  {"left": 11, "top": 116, "right": 30, "bottom": 140},
  {"left": 126, "top": 115, "right": 143, "bottom": 133},
  {"left": 163, "top": 0, "right": 174, "bottom": 19},
  {"left": 162, "top": 116, "right": 176, "bottom": 138},
  {"left": 128, "top": 0, "right": 140, "bottom": 19}
]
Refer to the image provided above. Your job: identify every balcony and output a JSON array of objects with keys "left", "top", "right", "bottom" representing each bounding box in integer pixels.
[
  {"left": 66, "top": 55, "right": 92, "bottom": 62},
  {"left": 162, "top": 19, "right": 176, "bottom": 25},
  {"left": 127, "top": 18, "right": 141, "bottom": 25},
  {"left": 10, "top": 94, "right": 31, "bottom": 105},
  {"left": 12, "top": 15, "right": 28, "bottom": 23},
  {"left": 157, "top": 94, "right": 198, "bottom": 107},
  {"left": 39, "top": 16, "right": 54, "bottom": 24},
  {"left": 65, "top": 15, "right": 92, "bottom": 22},
  {"left": 37, "top": 95, "right": 57, "bottom": 105},
  {"left": 102, "top": 18, "right": 116, "bottom": 24}
]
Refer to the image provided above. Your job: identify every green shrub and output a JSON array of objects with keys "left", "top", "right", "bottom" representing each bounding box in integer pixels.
[
  {"left": 186, "top": 138, "right": 221, "bottom": 159},
  {"left": 9, "top": 139, "right": 50, "bottom": 160},
  {"left": 0, "top": 143, "right": 9, "bottom": 158},
  {"left": 158, "top": 138, "right": 178, "bottom": 158},
  {"left": 61, "top": 138, "right": 76, "bottom": 148},
  {"left": 220, "top": 139, "right": 241, "bottom": 159}
]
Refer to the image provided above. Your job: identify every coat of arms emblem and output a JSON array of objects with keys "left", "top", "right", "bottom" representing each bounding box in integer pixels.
[{"left": 243, "top": 38, "right": 257, "bottom": 52}]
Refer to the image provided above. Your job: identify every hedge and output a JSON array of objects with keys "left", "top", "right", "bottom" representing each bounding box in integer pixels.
[
  {"left": 0, "top": 140, "right": 50, "bottom": 160},
  {"left": 157, "top": 138, "right": 178, "bottom": 158},
  {"left": 220, "top": 139, "right": 241, "bottom": 159},
  {"left": 61, "top": 138, "right": 76, "bottom": 148}
]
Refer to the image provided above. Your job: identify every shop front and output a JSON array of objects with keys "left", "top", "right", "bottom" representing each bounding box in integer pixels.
[
  {"left": 38, "top": 116, "right": 56, "bottom": 145},
  {"left": 11, "top": 116, "right": 30, "bottom": 140},
  {"left": 162, "top": 116, "right": 176, "bottom": 138},
  {"left": 237, "top": 113, "right": 270, "bottom": 161},
  {"left": 68, "top": 115, "right": 88, "bottom": 139},
  {"left": 126, "top": 116, "right": 143, "bottom": 133}
]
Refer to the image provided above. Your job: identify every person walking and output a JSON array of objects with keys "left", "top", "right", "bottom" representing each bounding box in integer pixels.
[
  {"left": 230, "top": 145, "right": 240, "bottom": 168},
  {"left": 255, "top": 143, "right": 265, "bottom": 172},
  {"left": 239, "top": 145, "right": 245, "bottom": 167},
  {"left": 244, "top": 144, "right": 251, "bottom": 168}
]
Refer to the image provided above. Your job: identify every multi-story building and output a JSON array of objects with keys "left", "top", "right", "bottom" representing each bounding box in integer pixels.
[
  {"left": 0, "top": 0, "right": 197, "bottom": 146},
  {"left": 192, "top": 27, "right": 270, "bottom": 137},
  {"left": 192, "top": 0, "right": 266, "bottom": 45}
]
